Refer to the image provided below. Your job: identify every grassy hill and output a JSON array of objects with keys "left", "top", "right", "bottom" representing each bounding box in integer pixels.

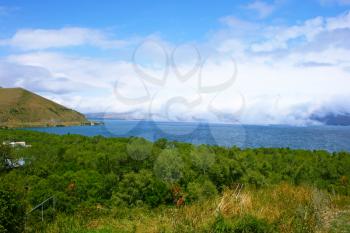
[{"left": 0, "top": 88, "right": 88, "bottom": 127}]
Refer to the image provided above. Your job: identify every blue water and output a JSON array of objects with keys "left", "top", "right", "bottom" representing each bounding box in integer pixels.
[{"left": 25, "top": 120, "right": 350, "bottom": 152}]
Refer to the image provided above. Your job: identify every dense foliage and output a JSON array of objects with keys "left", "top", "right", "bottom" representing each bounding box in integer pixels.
[
  {"left": 0, "top": 189, "right": 25, "bottom": 233},
  {"left": 0, "top": 129, "right": 349, "bottom": 232}
]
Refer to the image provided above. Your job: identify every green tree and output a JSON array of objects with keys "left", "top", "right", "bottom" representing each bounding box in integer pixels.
[
  {"left": 191, "top": 146, "right": 216, "bottom": 175},
  {"left": 153, "top": 149, "right": 184, "bottom": 184},
  {"left": 127, "top": 137, "right": 153, "bottom": 161},
  {"left": 112, "top": 170, "right": 170, "bottom": 207}
]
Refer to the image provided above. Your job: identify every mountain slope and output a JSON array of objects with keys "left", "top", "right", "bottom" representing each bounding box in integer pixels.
[
  {"left": 311, "top": 113, "right": 350, "bottom": 126},
  {"left": 0, "top": 88, "right": 87, "bottom": 127}
]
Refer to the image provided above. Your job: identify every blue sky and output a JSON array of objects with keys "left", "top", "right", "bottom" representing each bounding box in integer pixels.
[
  {"left": 0, "top": 0, "right": 350, "bottom": 125},
  {"left": 1, "top": 0, "right": 349, "bottom": 42}
]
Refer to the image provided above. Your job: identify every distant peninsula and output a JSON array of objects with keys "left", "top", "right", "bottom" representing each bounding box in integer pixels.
[
  {"left": 0, "top": 87, "right": 88, "bottom": 128},
  {"left": 312, "top": 113, "right": 350, "bottom": 126}
]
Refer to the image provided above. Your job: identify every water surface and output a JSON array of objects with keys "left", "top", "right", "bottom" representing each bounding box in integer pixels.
[{"left": 26, "top": 120, "right": 350, "bottom": 152}]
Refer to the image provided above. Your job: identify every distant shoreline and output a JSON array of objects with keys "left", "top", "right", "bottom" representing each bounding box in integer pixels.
[
  {"left": 18, "top": 120, "right": 350, "bottom": 152},
  {"left": 0, "top": 120, "right": 104, "bottom": 129}
]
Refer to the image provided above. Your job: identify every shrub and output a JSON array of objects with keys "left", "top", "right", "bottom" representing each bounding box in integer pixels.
[
  {"left": 210, "top": 215, "right": 235, "bottom": 233},
  {"left": 187, "top": 178, "right": 217, "bottom": 202},
  {"left": 112, "top": 170, "right": 171, "bottom": 207},
  {"left": 0, "top": 145, "right": 12, "bottom": 173},
  {"left": 0, "top": 189, "right": 25, "bottom": 233},
  {"left": 210, "top": 215, "right": 276, "bottom": 233},
  {"left": 232, "top": 215, "right": 276, "bottom": 233}
]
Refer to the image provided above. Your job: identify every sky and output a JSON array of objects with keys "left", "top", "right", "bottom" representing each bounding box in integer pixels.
[{"left": 0, "top": 0, "right": 350, "bottom": 125}]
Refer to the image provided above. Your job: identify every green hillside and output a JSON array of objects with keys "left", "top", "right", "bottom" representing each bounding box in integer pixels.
[{"left": 0, "top": 88, "right": 87, "bottom": 127}]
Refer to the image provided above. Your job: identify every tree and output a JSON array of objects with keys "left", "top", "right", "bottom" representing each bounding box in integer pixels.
[
  {"left": 153, "top": 149, "right": 184, "bottom": 184},
  {"left": 126, "top": 137, "right": 153, "bottom": 161},
  {"left": 191, "top": 145, "right": 216, "bottom": 175},
  {"left": 112, "top": 170, "right": 170, "bottom": 207}
]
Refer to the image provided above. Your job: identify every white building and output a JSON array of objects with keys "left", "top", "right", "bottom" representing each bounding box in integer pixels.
[{"left": 2, "top": 141, "right": 31, "bottom": 148}]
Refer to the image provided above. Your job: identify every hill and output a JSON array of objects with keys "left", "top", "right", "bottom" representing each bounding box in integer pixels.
[
  {"left": 0, "top": 88, "right": 88, "bottom": 127},
  {"left": 312, "top": 112, "right": 350, "bottom": 126}
]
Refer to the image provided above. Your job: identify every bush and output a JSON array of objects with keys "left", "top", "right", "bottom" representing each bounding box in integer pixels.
[
  {"left": 0, "top": 145, "right": 12, "bottom": 173},
  {"left": 187, "top": 178, "right": 217, "bottom": 202},
  {"left": 210, "top": 215, "right": 235, "bottom": 233},
  {"left": 112, "top": 170, "right": 171, "bottom": 207},
  {"left": 0, "top": 189, "right": 25, "bottom": 233},
  {"left": 210, "top": 215, "right": 276, "bottom": 233},
  {"left": 232, "top": 215, "right": 276, "bottom": 233}
]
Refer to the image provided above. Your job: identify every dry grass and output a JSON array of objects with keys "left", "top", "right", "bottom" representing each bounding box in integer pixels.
[
  {"left": 43, "top": 183, "right": 350, "bottom": 233},
  {"left": 0, "top": 87, "right": 87, "bottom": 127}
]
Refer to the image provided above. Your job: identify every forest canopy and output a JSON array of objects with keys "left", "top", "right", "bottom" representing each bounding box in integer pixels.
[{"left": 0, "top": 129, "right": 349, "bottom": 232}]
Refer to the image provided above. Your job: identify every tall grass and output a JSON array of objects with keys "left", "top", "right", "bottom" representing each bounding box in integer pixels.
[{"left": 41, "top": 183, "right": 349, "bottom": 233}]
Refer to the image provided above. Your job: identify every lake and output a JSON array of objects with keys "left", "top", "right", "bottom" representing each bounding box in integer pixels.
[{"left": 25, "top": 120, "right": 350, "bottom": 152}]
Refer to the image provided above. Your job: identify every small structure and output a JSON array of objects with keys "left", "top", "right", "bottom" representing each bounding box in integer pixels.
[
  {"left": 6, "top": 158, "right": 26, "bottom": 168},
  {"left": 3, "top": 141, "right": 31, "bottom": 148},
  {"left": 81, "top": 121, "right": 104, "bottom": 126}
]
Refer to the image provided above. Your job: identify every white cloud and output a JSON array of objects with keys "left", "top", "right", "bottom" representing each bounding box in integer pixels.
[
  {"left": 0, "top": 27, "right": 128, "bottom": 50},
  {"left": 245, "top": 1, "right": 277, "bottom": 18},
  {"left": 248, "top": 11, "right": 350, "bottom": 53},
  {"left": 250, "top": 16, "right": 325, "bottom": 52},
  {"left": 0, "top": 62, "right": 83, "bottom": 94},
  {"left": 326, "top": 11, "right": 350, "bottom": 30},
  {"left": 1, "top": 11, "right": 350, "bottom": 125},
  {"left": 219, "top": 16, "right": 259, "bottom": 30}
]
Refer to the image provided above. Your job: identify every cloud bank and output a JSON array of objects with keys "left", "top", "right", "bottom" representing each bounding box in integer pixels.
[
  {"left": 0, "top": 27, "right": 128, "bottom": 50},
  {"left": 1, "top": 8, "right": 350, "bottom": 125}
]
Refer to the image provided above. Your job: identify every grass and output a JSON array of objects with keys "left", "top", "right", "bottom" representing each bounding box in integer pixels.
[
  {"left": 35, "top": 183, "right": 350, "bottom": 233},
  {"left": 0, "top": 87, "right": 87, "bottom": 128},
  {"left": 328, "top": 210, "right": 350, "bottom": 233}
]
